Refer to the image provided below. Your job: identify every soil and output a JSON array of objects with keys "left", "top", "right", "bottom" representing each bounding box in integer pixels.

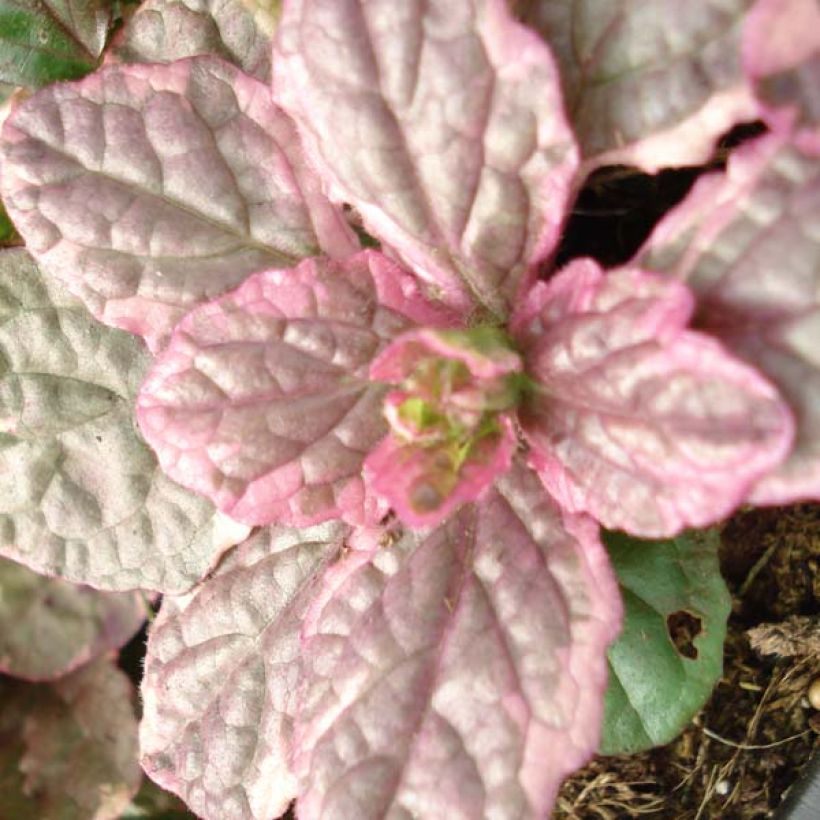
[{"left": 555, "top": 504, "right": 820, "bottom": 819}]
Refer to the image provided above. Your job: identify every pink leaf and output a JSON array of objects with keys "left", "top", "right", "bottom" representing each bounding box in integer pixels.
[
  {"left": 140, "top": 522, "right": 347, "bottom": 820},
  {"left": 295, "top": 460, "right": 621, "bottom": 819},
  {"left": 137, "top": 251, "right": 454, "bottom": 527},
  {"left": 0, "top": 556, "right": 146, "bottom": 681},
  {"left": 365, "top": 325, "right": 524, "bottom": 525},
  {"left": 517, "top": 259, "right": 794, "bottom": 536},
  {"left": 743, "top": 0, "right": 820, "bottom": 154},
  {"left": 519, "top": 0, "right": 758, "bottom": 172},
  {"left": 364, "top": 414, "right": 517, "bottom": 527},
  {"left": 0, "top": 56, "right": 356, "bottom": 351},
  {"left": 273, "top": 0, "right": 578, "bottom": 316},
  {"left": 635, "top": 133, "right": 820, "bottom": 504}
]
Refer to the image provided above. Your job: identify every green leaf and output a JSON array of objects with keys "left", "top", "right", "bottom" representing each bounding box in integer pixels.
[
  {"left": 600, "top": 529, "right": 731, "bottom": 755},
  {"left": 0, "top": 0, "right": 111, "bottom": 88},
  {"left": 0, "top": 201, "right": 17, "bottom": 245}
]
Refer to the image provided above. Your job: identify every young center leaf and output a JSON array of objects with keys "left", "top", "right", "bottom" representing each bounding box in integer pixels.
[
  {"left": 137, "top": 251, "right": 455, "bottom": 528},
  {"left": 0, "top": 0, "right": 111, "bottom": 88},
  {"left": 599, "top": 529, "right": 731, "bottom": 755},
  {"left": 0, "top": 556, "right": 147, "bottom": 680},
  {"left": 294, "top": 461, "right": 621, "bottom": 820},
  {"left": 0, "top": 657, "right": 141, "bottom": 820},
  {"left": 634, "top": 133, "right": 820, "bottom": 503},
  {"left": 274, "top": 0, "right": 578, "bottom": 316},
  {"left": 0, "top": 250, "right": 249, "bottom": 592},
  {"left": 518, "top": 0, "right": 758, "bottom": 171},
  {"left": 515, "top": 259, "right": 793, "bottom": 537},
  {"left": 118, "top": 0, "right": 278, "bottom": 82},
  {"left": 0, "top": 55, "right": 356, "bottom": 351},
  {"left": 140, "top": 522, "right": 349, "bottom": 820}
]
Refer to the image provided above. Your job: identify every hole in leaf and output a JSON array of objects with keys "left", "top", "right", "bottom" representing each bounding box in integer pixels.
[
  {"left": 551, "top": 120, "right": 768, "bottom": 273},
  {"left": 666, "top": 610, "right": 702, "bottom": 659},
  {"left": 553, "top": 164, "right": 702, "bottom": 270},
  {"left": 713, "top": 120, "right": 768, "bottom": 161}
]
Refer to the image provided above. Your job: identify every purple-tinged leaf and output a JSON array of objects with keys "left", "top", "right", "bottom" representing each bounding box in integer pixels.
[
  {"left": 0, "top": 56, "right": 356, "bottom": 351},
  {"left": 743, "top": 0, "right": 820, "bottom": 154},
  {"left": 295, "top": 460, "right": 621, "bottom": 820},
  {"left": 0, "top": 556, "right": 146, "bottom": 681},
  {"left": 118, "top": 0, "right": 277, "bottom": 81},
  {"left": 518, "top": 0, "right": 758, "bottom": 171},
  {"left": 516, "top": 259, "right": 794, "bottom": 536},
  {"left": 364, "top": 414, "right": 517, "bottom": 527},
  {"left": 138, "top": 251, "right": 454, "bottom": 527},
  {"left": 635, "top": 134, "right": 820, "bottom": 504},
  {"left": 0, "top": 657, "right": 141, "bottom": 820},
  {"left": 140, "top": 522, "right": 349, "bottom": 820},
  {"left": 0, "top": 249, "right": 249, "bottom": 592},
  {"left": 273, "top": 0, "right": 578, "bottom": 317}
]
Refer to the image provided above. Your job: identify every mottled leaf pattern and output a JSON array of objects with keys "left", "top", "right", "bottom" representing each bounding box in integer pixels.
[
  {"left": 0, "top": 556, "right": 146, "bottom": 680},
  {"left": 635, "top": 134, "right": 820, "bottom": 503},
  {"left": 518, "top": 0, "right": 757, "bottom": 170},
  {"left": 0, "top": 250, "right": 249, "bottom": 592},
  {"left": 140, "top": 522, "right": 349, "bottom": 820},
  {"left": 295, "top": 461, "right": 621, "bottom": 820},
  {"left": 0, "top": 657, "right": 141, "bottom": 820},
  {"left": 274, "top": 0, "right": 578, "bottom": 316},
  {"left": 138, "top": 251, "right": 454, "bottom": 527},
  {"left": 516, "top": 260, "right": 793, "bottom": 536},
  {"left": 119, "top": 0, "right": 276, "bottom": 81},
  {"left": 0, "top": 56, "right": 356, "bottom": 350},
  {"left": 0, "top": 0, "right": 110, "bottom": 87}
]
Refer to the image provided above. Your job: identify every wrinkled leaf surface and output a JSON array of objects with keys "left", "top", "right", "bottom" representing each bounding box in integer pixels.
[
  {"left": 516, "top": 259, "right": 793, "bottom": 536},
  {"left": 0, "top": 56, "right": 355, "bottom": 350},
  {"left": 0, "top": 556, "right": 146, "bottom": 680},
  {"left": 140, "top": 522, "right": 348, "bottom": 820},
  {"left": 635, "top": 134, "right": 820, "bottom": 503},
  {"left": 295, "top": 461, "right": 621, "bottom": 819},
  {"left": 138, "top": 251, "right": 454, "bottom": 527},
  {"left": 274, "top": 0, "right": 578, "bottom": 316},
  {"left": 0, "top": 250, "right": 249, "bottom": 592},
  {"left": 119, "top": 0, "right": 276, "bottom": 81}
]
